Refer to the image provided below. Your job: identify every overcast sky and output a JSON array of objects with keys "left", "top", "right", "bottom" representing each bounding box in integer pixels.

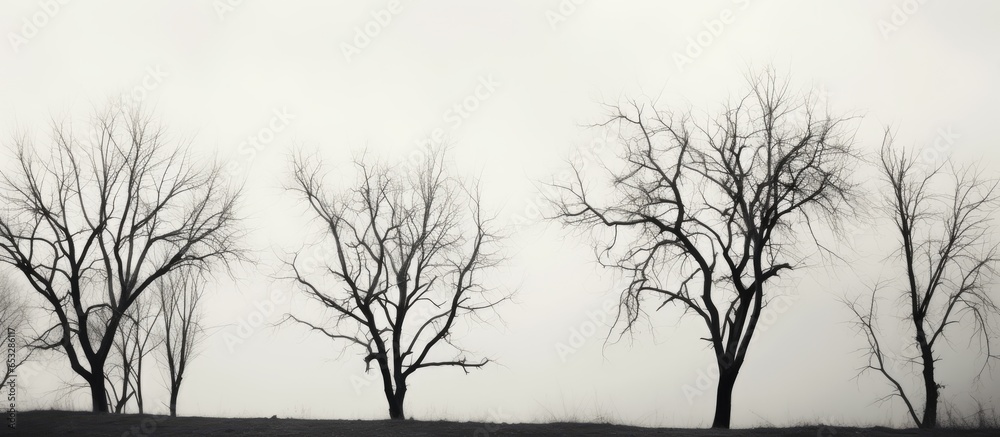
[{"left": 2, "top": 0, "right": 1000, "bottom": 428}]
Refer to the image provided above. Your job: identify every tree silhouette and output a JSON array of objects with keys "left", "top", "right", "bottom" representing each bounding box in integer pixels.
[
  {"left": 0, "top": 104, "right": 242, "bottom": 412},
  {"left": 107, "top": 294, "right": 161, "bottom": 413},
  {"left": 157, "top": 268, "right": 206, "bottom": 417},
  {"left": 283, "top": 147, "right": 508, "bottom": 420},
  {"left": 847, "top": 131, "right": 1000, "bottom": 428},
  {"left": 551, "top": 70, "right": 858, "bottom": 428}
]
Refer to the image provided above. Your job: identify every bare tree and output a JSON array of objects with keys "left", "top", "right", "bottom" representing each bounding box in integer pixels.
[
  {"left": 1, "top": 272, "right": 33, "bottom": 387},
  {"left": 106, "top": 294, "right": 161, "bottom": 414},
  {"left": 847, "top": 132, "right": 1000, "bottom": 428},
  {"left": 550, "top": 70, "right": 858, "bottom": 428},
  {"left": 157, "top": 268, "right": 205, "bottom": 417},
  {"left": 0, "top": 104, "right": 243, "bottom": 412},
  {"left": 129, "top": 296, "right": 161, "bottom": 414},
  {"left": 106, "top": 305, "right": 136, "bottom": 413},
  {"left": 283, "top": 147, "right": 508, "bottom": 420}
]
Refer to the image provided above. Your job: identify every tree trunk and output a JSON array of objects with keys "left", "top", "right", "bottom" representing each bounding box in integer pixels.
[
  {"left": 136, "top": 382, "right": 144, "bottom": 414},
  {"left": 89, "top": 374, "right": 110, "bottom": 413},
  {"left": 374, "top": 355, "right": 403, "bottom": 420},
  {"left": 169, "top": 386, "right": 179, "bottom": 417},
  {"left": 919, "top": 346, "right": 938, "bottom": 428},
  {"left": 711, "top": 366, "right": 738, "bottom": 429},
  {"left": 136, "top": 359, "right": 145, "bottom": 414},
  {"left": 387, "top": 397, "right": 404, "bottom": 420},
  {"left": 387, "top": 388, "right": 406, "bottom": 420}
]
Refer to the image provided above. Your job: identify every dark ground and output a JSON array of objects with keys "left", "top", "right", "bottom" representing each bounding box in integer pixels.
[{"left": 3, "top": 410, "right": 996, "bottom": 436}]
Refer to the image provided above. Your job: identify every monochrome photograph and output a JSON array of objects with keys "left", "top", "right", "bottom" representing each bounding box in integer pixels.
[{"left": 1, "top": 1, "right": 999, "bottom": 435}]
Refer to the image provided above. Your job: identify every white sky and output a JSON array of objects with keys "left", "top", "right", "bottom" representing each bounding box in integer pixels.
[{"left": 2, "top": 0, "right": 1000, "bottom": 428}]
